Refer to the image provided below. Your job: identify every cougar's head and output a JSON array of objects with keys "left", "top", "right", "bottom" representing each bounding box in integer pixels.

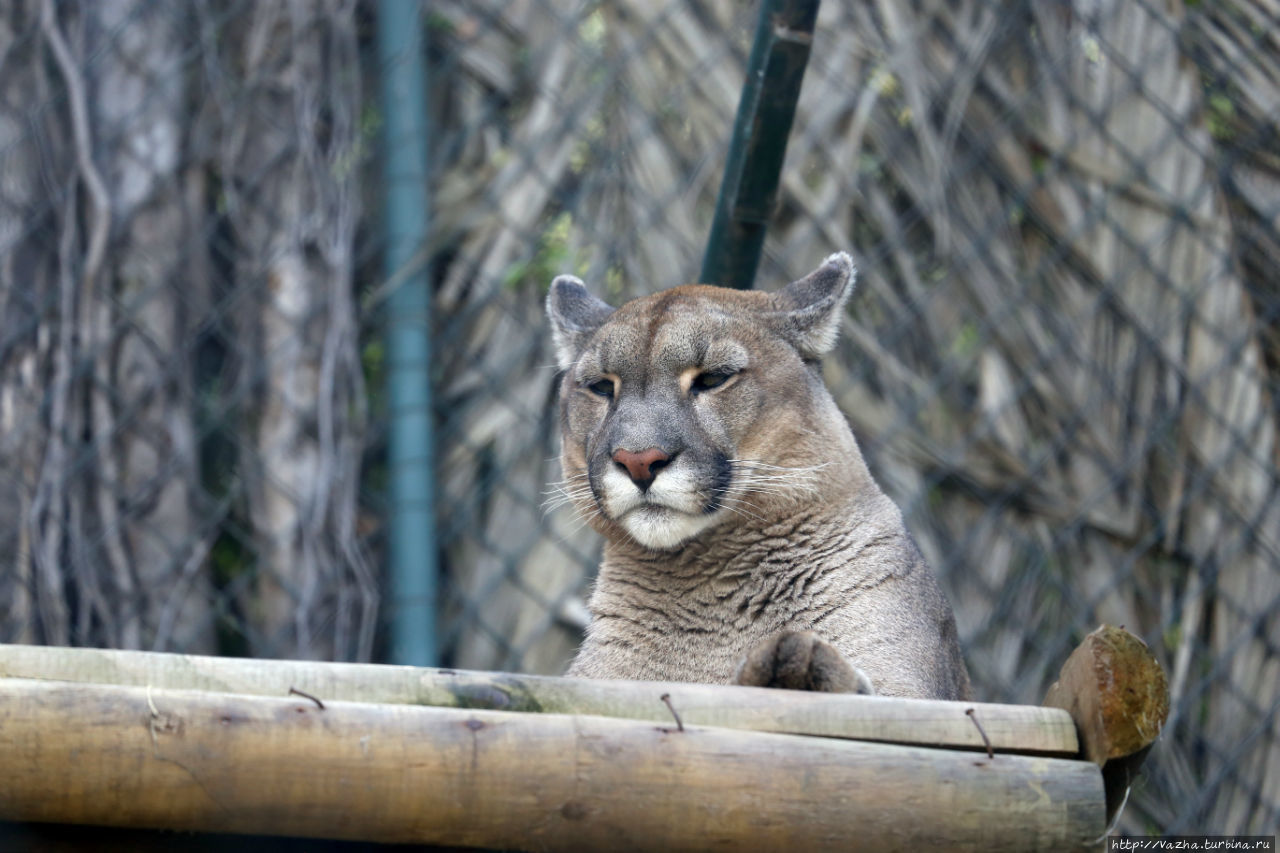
[{"left": 546, "top": 253, "right": 856, "bottom": 551}]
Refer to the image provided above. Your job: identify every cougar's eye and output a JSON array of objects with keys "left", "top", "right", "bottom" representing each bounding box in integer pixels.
[
  {"left": 586, "top": 378, "right": 615, "bottom": 399},
  {"left": 691, "top": 369, "right": 736, "bottom": 394}
]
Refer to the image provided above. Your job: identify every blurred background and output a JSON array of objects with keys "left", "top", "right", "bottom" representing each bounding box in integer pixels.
[{"left": 0, "top": 0, "right": 1276, "bottom": 836}]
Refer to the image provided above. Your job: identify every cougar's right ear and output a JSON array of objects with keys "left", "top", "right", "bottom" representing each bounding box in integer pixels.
[{"left": 546, "top": 275, "right": 616, "bottom": 370}]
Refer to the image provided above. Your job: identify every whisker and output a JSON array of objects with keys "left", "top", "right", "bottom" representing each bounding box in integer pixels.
[
  {"left": 720, "top": 504, "right": 768, "bottom": 525},
  {"left": 563, "top": 507, "right": 604, "bottom": 537},
  {"left": 728, "top": 459, "right": 833, "bottom": 473},
  {"left": 541, "top": 479, "right": 598, "bottom": 514},
  {"left": 543, "top": 483, "right": 595, "bottom": 497},
  {"left": 713, "top": 494, "right": 769, "bottom": 524},
  {"left": 723, "top": 459, "right": 829, "bottom": 503}
]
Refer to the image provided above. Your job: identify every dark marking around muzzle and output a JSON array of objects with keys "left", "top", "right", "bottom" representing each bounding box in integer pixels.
[{"left": 702, "top": 453, "right": 733, "bottom": 515}]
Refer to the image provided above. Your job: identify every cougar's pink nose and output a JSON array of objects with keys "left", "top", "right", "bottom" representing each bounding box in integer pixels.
[{"left": 612, "top": 448, "right": 671, "bottom": 489}]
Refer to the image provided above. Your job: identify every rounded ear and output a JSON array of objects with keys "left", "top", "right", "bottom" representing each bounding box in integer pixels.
[
  {"left": 546, "top": 275, "right": 616, "bottom": 370},
  {"left": 768, "top": 252, "right": 856, "bottom": 358}
]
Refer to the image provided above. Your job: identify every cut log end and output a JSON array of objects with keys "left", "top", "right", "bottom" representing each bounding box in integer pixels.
[{"left": 1044, "top": 625, "right": 1170, "bottom": 825}]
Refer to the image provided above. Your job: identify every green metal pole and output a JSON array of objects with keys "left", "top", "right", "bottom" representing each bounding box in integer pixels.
[
  {"left": 378, "top": 0, "right": 437, "bottom": 666},
  {"left": 700, "top": 0, "right": 821, "bottom": 290}
]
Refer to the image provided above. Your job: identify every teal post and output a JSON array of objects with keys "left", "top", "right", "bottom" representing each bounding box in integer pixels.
[
  {"left": 700, "top": 0, "right": 821, "bottom": 290},
  {"left": 378, "top": 0, "right": 437, "bottom": 666}
]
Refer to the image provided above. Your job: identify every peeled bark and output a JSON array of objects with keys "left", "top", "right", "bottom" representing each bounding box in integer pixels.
[
  {"left": 0, "top": 674, "right": 1105, "bottom": 851},
  {"left": 0, "top": 642, "right": 1081, "bottom": 756}
]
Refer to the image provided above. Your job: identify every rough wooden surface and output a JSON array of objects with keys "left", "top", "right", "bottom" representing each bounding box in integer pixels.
[
  {"left": 1044, "top": 625, "right": 1170, "bottom": 824},
  {"left": 1043, "top": 626, "right": 1169, "bottom": 765},
  {"left": 0, "top": 677, "right": 1103, "bottom": 852},
  {"left": 0, "top": 643, "right": 1078, "bottom": 757}
]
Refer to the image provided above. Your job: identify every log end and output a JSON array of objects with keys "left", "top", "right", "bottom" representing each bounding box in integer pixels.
[
  {"left": 1044, "top": 624, "right": 1170, "bottom": 825},
  {"left": 1044, "top": 625, "right": 1169, "bottom": 765}
]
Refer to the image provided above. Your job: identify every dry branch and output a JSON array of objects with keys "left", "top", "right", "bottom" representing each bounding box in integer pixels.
[
  {"left": 0, "top": 676, "right": 1104, "bottom": 851},
  {"left": 0, "top": 643, "right": 1076, "bottom": 757}
]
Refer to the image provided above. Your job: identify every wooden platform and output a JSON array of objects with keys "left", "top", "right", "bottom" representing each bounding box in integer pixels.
[{"left": 0, "top": 627, "right": 1167, "bottom": 852}]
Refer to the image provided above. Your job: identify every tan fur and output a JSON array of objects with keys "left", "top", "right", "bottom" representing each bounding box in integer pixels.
[{"left": 546, "top": 254, "right": 971, "bottom": 700}]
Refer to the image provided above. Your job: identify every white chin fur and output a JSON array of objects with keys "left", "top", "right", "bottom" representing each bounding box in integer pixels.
[
  {"left": 621, "top": 505, "right": 718, "bottom": 550},
  {"left": 600, "top": 465, "right": 719, "bottom": 550}
]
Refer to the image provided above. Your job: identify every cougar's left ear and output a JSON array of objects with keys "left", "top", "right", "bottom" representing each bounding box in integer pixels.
[
  {"left": 768, "top": 252, "right": 857, "bottom": 358},
  {"left": 546, "top": 275, "right": 616, "bottom": 370}
]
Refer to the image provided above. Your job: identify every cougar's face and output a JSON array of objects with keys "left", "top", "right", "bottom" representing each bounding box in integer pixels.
[
  {"left": 548, "top": 255, "right": 856, "bottom": 552},
  {"left": 560, "top": 292, "right": 763, "bottom": 549}
]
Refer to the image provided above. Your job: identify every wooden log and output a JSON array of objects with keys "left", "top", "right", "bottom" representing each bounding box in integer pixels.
[
  {"left": 0, "top": 677, "right": 1103, "bottom": 852},
  {"left": 0, "top": 643, "right": 1077, "bottom": 757},
  {"left": 1044, "top": 625, "right": 1170, "bottom": 825}
]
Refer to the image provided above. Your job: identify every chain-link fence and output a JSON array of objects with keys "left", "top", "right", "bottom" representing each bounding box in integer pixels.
[{"left": 1, "top": 0, "right": 1276, "bottom": 837}]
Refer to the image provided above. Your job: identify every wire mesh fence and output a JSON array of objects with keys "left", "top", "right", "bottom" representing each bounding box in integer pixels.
[{"left": 0, "top": 0, "right": 1276, "bottom": 836}]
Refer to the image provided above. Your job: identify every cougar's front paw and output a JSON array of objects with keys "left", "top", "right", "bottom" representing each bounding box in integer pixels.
[{"left": 734, "top": 630, "right": 875, "bottom": 694}]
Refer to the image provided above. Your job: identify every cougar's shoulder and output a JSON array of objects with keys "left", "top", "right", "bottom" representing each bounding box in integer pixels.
[{"left": 546, "top": 254, "right": 971, "bottom": 700}]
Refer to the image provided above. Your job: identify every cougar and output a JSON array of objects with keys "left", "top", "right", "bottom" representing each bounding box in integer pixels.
[{"left": 546, "top": 253, "right": 970, "bottom": 699}]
